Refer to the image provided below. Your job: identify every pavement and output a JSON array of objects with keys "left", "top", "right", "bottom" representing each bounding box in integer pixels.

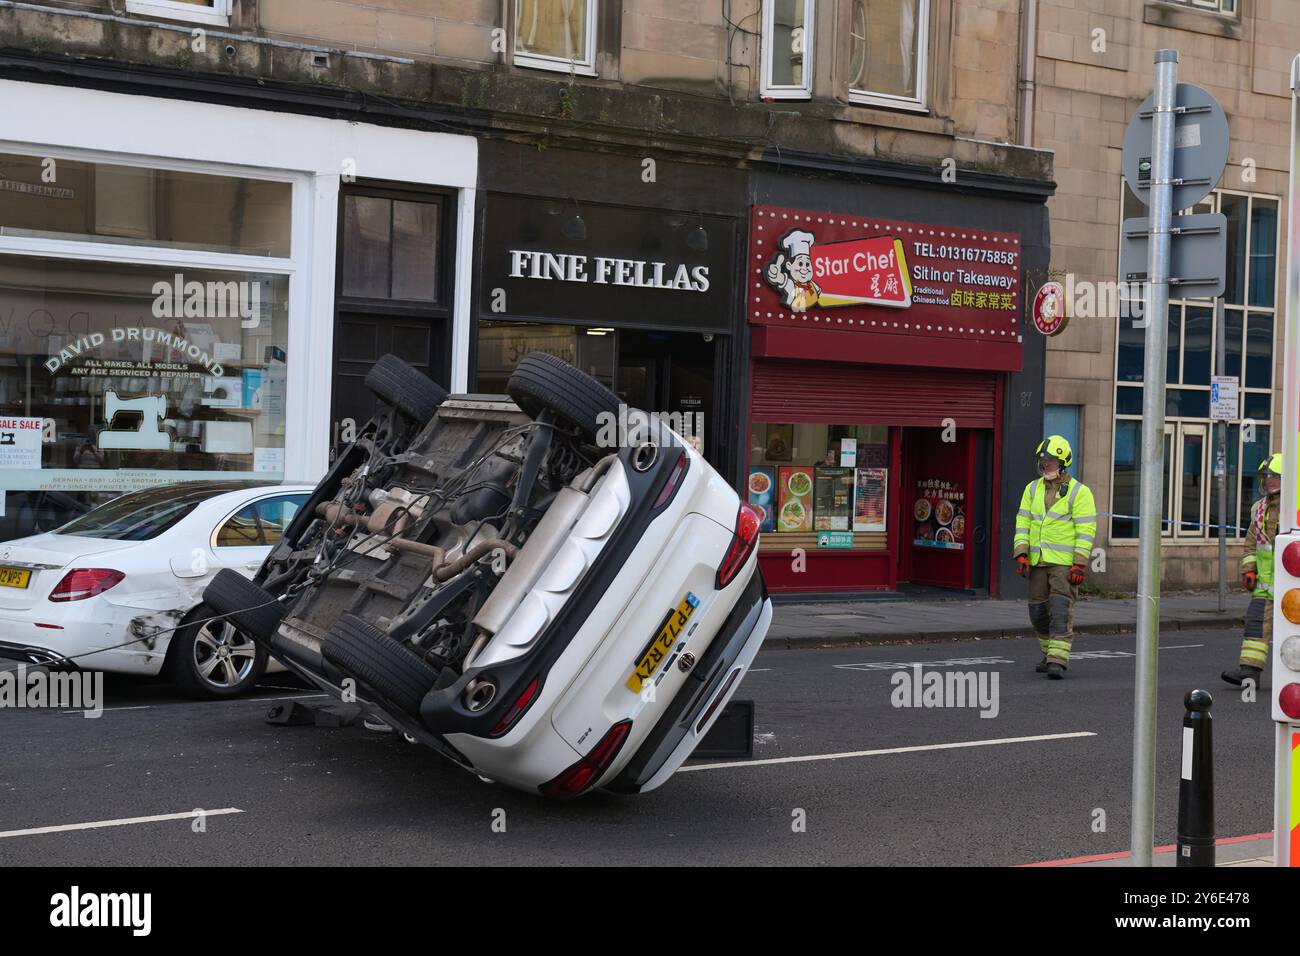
[
  {"left": 767, "top": 590, "right": 1243, "bottom": 647},
  {"left": 0, "top": 625, "right": 1276, "bottom": 867}
]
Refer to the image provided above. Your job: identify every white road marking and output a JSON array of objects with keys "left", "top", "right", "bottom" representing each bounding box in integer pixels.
[
  {"left": 679, "top": 731, "right": 1096, "bottom": 772},
  {"left": 747, "top": 668, "right": 772, "bottom": 673},
  {"left": 835, "top": 655, "right": 1015, "bottom": 672},
  {"left": 0, "top": 808, "right": 243, "bottom": 839},
  {"left": 834, "top": 644, "right": 1205, "bottom": 671}
]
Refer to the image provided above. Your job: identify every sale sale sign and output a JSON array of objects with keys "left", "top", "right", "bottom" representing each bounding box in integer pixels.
[{"left": 749, "top": 206, "right": 1023, "bottom": 347}]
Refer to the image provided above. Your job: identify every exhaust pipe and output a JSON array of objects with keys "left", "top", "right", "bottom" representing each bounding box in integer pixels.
[{"left": 464, "top": 678, "right": 497, "bottom": 712}]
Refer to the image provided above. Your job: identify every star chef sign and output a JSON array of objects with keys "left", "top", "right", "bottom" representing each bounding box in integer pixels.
[{"left": 748, "top": 206, "right": 1023, "bottom": 342}]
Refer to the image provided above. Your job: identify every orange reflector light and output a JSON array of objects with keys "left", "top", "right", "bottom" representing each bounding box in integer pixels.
[{"left": 1284, "top": 589, "right": 1300, "bottom": 626}]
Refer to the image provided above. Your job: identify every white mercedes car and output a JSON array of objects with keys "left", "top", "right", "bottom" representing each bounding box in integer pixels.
[
  {"left": 204, "top": 352, "right": 772, "bottom": 797},
  {"left": 0, "top": 481, "right": 313, "bottom": 697}
]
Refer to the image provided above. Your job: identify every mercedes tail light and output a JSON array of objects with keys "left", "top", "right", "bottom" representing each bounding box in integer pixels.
[
  {"left": 540, "top": 719, "right": 632, "bottom": 799},
  {"left": 48, "top": 569, "right": 125, "bottom": 602},
  {"left": 715, "top": 504, "right": 761, "bottom": 590}
]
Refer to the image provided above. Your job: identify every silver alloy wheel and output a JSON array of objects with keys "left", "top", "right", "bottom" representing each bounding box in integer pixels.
[{"left": 192, "top": 619, "right": 257, "bottom": 689}]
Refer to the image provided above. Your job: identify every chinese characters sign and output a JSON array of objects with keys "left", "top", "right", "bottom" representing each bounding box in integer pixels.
[{"left": 749, "top": 206, "right": 1022, "bottom": 345}]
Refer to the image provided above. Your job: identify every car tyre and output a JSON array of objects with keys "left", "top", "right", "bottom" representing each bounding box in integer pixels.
[
  {"left": 365, "top": 354, "right": 449, "bottom": 425},
  {"left": 167, "top": 603, "right": 268, "bottom": 699},
  {"left": 201, "top": 568, "right": 284, "bottom": 642},
  {"left": 506, "top": 351, "right": 623, "bottom": 443},
  {"left": 321, "top": 613, "right": 439, "bottom": 715}
]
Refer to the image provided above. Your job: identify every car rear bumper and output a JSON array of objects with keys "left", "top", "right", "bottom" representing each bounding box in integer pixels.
[{"left": 605, "top": 570, "right": 771, "bottom": 794}]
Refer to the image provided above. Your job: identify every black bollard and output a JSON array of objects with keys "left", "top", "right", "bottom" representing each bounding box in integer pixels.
[{"left": 1176, "top": 689, "right": 1215, "bottom": 867}]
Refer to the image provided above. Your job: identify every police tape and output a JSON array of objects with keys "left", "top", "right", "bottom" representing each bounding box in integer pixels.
[{"left": 1099, "top": 513, "right": 1248, "bottom": 533}]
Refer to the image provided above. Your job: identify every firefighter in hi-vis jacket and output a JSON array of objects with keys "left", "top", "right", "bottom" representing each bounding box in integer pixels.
[
  {"left": 1013, "top": 436, "right": 1098, "bottom": 679},
  {"left": 1223, "top": 452, "right": 1283, "bottom": 687}
]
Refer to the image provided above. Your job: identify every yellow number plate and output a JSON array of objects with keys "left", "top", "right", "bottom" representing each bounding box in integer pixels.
[
  {"left": 626, "top": 592, "right": 700, "bottom": 693},
  {"left": 0, "top": 567, "right": 31, "bottom": 589}
]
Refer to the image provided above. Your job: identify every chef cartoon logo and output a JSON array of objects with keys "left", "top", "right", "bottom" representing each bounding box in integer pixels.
[
  {"left": 765, "top": 229, "right": 821, "bottom": 313},
  {"left": 764, "top": 227, "right": 913, "bottom": 314}
]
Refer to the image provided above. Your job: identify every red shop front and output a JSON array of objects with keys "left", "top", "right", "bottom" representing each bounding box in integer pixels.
[{"left": 744, "top": 206, "right": 1024, "bottom": 597}]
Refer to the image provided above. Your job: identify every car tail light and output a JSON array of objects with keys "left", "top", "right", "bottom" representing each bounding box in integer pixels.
[
  {"left": 715, "top": 504, "right": 761, "bottom": 590},
  {"left": 490, "top": 676, "right": 541, "bottom": 736},
  {"left": 48, "top": 569, "right": 125, "bottom": 602},
  {"left": 653, "top": 451, "right": 689, "bottom": 509},
  {"left": 540, "top": 719, "right": 632, "bottom": 799}
]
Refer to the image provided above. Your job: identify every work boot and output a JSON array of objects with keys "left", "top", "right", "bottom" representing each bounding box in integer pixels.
[
  {"left": 1046, "top": 662, "right": 1065, "bottom": 680},
  {"left": 1221, "top": 665, "right": 1263, "bottom": 687},
  {"left": 1035, "top": 656, "right": 1048, "bottom": 673}
]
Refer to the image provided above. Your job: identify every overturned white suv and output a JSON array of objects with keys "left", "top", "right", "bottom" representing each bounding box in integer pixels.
[{"left": 204, "top": 352, "right": 770, "bottom": 797}]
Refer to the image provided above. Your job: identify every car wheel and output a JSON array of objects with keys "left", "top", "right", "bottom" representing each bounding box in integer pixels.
[
  {"left": 365, "top": 354, "right": 449, "bottom": 426},
  {"left": 168, "top": 604, "right": 268, "bottom": 699},
  {"left": 201, "top": 568, "right": 284, "bottom": 642},
  {"left": 321, "top": 613, "right": 439, "bottom": 716},
  {"left": 506, "top": 351, "right": 623, "bottom": 443}
]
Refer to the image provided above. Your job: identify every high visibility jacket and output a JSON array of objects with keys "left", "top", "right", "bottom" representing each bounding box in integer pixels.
[
  {"left": 1241, "top": 495, "right": 1278, "bottom": 599},
  {"left": 1014, "top": 475, "right": 1097, "bottom": 567}
]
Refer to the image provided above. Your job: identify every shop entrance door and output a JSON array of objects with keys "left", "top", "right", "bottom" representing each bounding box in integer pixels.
[
  {"left": 898, "top": 426, "right": 980, "bottom": 591},
  {"left": 330, "top": 184, "right": 455, "bottom": 462},
  {"left": 616, "top": 330, "right": 716, "bottom": 459}
]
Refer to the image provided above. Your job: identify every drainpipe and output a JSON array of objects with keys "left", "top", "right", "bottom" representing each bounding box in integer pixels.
[{"left": 1018, "top": 0, "right": 1038, "bottom": 147}]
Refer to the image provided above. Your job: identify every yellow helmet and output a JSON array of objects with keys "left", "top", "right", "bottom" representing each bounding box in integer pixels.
[
  {"left": 1259, "top": 452, "right": 1282, "bottom": 478},
  {"left": 1036, "top": 434, "right": 1073, "bottom": 469}
]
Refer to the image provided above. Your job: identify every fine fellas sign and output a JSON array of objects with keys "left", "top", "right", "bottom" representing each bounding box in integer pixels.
[{"left": 748, "top": 206, "right": 1023, "bottom": 345}]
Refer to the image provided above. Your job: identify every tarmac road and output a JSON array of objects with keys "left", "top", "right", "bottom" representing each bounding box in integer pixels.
[{"left": 0, "top": 627, "right": 1276, "bottom": 866}]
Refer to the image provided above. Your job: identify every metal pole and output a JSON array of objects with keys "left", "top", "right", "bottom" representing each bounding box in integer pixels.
[
  {"left": 1216, "top": 297, "right": 1227, "bottom": 612},
  {"left": 1130, "top": 49, "right": 1178, "bottom": 868}
]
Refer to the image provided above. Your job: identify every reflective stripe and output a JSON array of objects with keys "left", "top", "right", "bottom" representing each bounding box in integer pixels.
[
  {"left": 1039, "top": 542, "right": 1075, "bottom": 553},
  {"left": 1071, "top": 514, "right": 1097, "bottom": 523},
  {"left": 1066, "top": 479, "right": 1081, "bottom": 511},
  {"left": 1018, "top": 508, "right": 1034, "bottom": 517}
]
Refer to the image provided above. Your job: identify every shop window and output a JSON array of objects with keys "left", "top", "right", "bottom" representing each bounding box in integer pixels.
[
  {"left": 849, "top": 0, "right": 929, "bottom": 112},
  {"left": 0, "top": 256, "right": 290, "bottom": 524},
  {"left": 748, "top": 422, "right": 890, "bottom": 552},
  {"left": 514, "top": 0, "right": 598, "bottom": 76},
  {"left": 1111, "top": 188, "right": 1277, "bottom": 544},
  {"left": 476, "top": 321, "right": 615, "bottom": 394},
  {"left": 0, "top": 153, "right": 291, "bottom": 257},
  {"left": 761, "top": 0, "right": 815, "bottom": 99},
  {"left": 125, "top": 0, "right": 231, "bottom": 26}
]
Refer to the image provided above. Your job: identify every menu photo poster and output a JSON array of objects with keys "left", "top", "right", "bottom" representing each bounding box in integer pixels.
[
  {"left": 853, "top": 467, "right": 888, "bottom": 533},
  {"left": 776, "top": 465, "right": 814, "bottom": 532},
  {"left": 912, "top": 479, "right": 967, "bottom": 550},
  {"left": 813, "top": 466, "right": 854, "bottom": 531},
  {"left": 747, "top": 465, "right": 777, "bottom": 533}
]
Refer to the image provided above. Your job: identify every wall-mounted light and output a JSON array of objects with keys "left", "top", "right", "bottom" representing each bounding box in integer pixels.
[{"left": 585, "top": 327, "right": 614, "bottom": 336}]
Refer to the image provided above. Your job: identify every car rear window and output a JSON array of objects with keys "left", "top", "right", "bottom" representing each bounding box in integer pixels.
[{"left": 55, "top": 485, "right": 229, "bottom": 540}]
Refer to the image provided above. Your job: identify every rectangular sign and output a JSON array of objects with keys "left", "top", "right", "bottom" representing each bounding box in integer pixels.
[
  {"left": 0, "top": 417, "right": 42, "bottom": 470},
  {"left": 1119, "top": 213, "right": 1227, "bottom": 301},
  {"left": 1211, "top": 375, "right": 1240, "bottom": 421},
  {"left": 748, "top": 206, "right": 1022, "bottom": 347}
]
